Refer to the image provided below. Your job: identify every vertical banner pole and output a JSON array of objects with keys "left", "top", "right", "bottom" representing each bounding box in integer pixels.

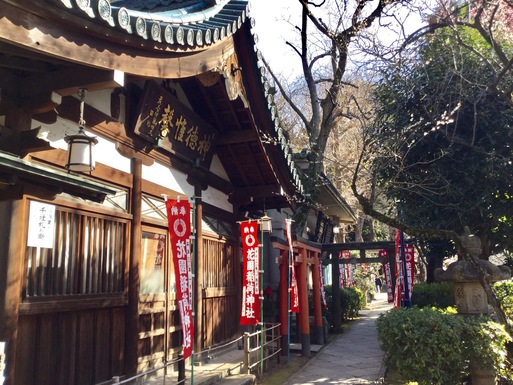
[
  {"left": 239, "top": 221, "right": 261, "bottom": 376},
  {"left": 260, "top": 223, "right": 264, "bottom": 378},
  {"left": 287, "top": 237, "right": 291, "bottom": 364},
  {"left": 165, "top": 196, "right": 195, "bottom": 382},
  {"left": 240, "top": 222, "right": 260, "bottom": 325},
  {"left": 285, "top": 219, "right": 299, "bottom": 362},
  {"left": 399, "top": 230, "right": 411, "bottom": 308},
  {"left": 190, "top": 196, "right": 195, "bottom": 385}
]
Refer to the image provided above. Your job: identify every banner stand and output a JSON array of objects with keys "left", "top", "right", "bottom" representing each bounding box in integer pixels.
[{"left": 164, "top": 195, "right": 195, "bottom": 384}]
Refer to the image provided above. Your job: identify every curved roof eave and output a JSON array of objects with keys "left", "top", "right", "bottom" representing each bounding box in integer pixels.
[
  {"left": 318, "top": 173, "right": 357, "bottom": 224},
  {"left": 51, "top": 0, "right": 249, "bottom": 49},
  {"left": 1, "top": 0, "right": 308, "bottom": 210}
]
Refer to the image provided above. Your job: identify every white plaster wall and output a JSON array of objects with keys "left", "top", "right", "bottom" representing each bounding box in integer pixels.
[
  {"left": 209, "top": 155, "right": 229, "bottom": 181},
  {"left": 142, "top": 162, "right": 193, "bottom": 197},
  {"left": 86, "top": 89, "right": 113, "bottom": 117},
  {"left": 35, "top": 116, "right": 132, "bottom": 173},
  {"left": 30, "top": 85, "right": 232, "bottom": 210},
  {"left": 94, "top": 137, "right": 131, "bottom": 173},
  {"left": 203, "top": 185, "right": 232, "bottom": 213}
]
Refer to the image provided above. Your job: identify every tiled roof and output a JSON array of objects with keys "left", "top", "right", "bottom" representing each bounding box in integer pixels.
[
  {"left": 110, "top": 0, "right": 194, "bottom": 12},
  {"left": 53, "top": 0, "right": 249, "bottom": 47},
  {"left": 48, "top": 0, "right": 305, "bottom": 199}
]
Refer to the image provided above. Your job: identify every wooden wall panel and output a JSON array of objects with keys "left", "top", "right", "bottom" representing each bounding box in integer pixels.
[
  {"left": 57, "top": 312, "right": 77, "bottom": 385},
  {"left": 14, "top": 316, "right": 37, "bottom": 385},
  {"left": 111, "top": 307, "right": 125, "bottom": 376},
  {"left": 201, "top": 236, "right": 240, "bottom": 350},
  {"left": 204, "top": 299, "right": 213, "bottom": 347},
  {"left": 15, "top": 307, "right": 125, "bottom": 385},
  {"left": 214, "top": 298, "right": 221, "bottom": 344},
  {"left": 35, "top": 313, "right": 56, "bottom": 385},
  {"left": 95, "top": 309, "right": 112, "bottom": 381},
  {"left": 202, "top": 294, "right": 239, "bottom": 348},
  {"left": 76, "top": 311, "right": 95, "bottom": 385}
]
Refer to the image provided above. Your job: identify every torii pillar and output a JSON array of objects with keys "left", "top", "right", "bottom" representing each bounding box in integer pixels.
[
  {"left": 296, "top": 248, "right": 311, "bottom": 357},
  {"left": 279, "top": 250, "right": 290, "bottom": 357},
  {"left": 274, "top": 239, "right": 324, "bottom": 357},
  {"left": 311, "top": 250, "right": 324, "bottom": 345}
]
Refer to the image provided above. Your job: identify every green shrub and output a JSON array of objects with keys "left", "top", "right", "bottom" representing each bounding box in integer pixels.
[
  {"left": 494, "top": 280, "right": 513, "bottom": 324},
  {"left": 324, "top": 286, "right": 364, "bottom": 324},
  {"left": 342, "top": 287, "right": 364, "bottom": 319},
  {"left": 411, "top": 282, "right": 455, "bottom": 308},
  {"left": 377, "top": 307, "right": 511, "bottom": 385},
  {"left": 493, "top": 280, "right": 513, "bottom": 382}
]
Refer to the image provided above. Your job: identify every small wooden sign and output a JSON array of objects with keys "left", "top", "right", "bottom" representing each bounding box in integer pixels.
[
  {"left": 134, "top": 80, "right": 217, "bottom": 168},
  {"left": 27, "top": 201, "right": 56, "bottom": 248}
]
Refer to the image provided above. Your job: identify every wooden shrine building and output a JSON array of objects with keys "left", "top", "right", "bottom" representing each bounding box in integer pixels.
[
  {"left": 0, "top": 0, "right": 310, "bottom": 383},
  {"left": 0, "top": 1, "right": 357, "bottom": 384}
]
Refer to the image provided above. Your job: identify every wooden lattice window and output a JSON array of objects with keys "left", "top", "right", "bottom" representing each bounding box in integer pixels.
[
  {"left": 24, "top": 206, "right": 128, "bottom": 298},
  {"left": 203, "top": 237, "right": 236, "bottom": 289}
]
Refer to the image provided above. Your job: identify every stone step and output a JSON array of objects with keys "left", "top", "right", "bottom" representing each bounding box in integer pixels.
[{"left": 142, "top": 347, "right": 251, "bottom": 385}]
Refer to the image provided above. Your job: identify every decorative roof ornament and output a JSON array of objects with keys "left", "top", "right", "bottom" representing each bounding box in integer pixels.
[{"left": 53, "top": 0, "right": 249, "bottom": 49}]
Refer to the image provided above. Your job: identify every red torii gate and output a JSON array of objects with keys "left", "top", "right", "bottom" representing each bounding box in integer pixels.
[
  {"left": 322, "top": 241, "right": 414, "bottom": 331},
  {"left": 271, "top": 239, "right": 402, "bottom": 358},
  {"left": 271, "top": 237, "right": 324, "bottom": 358}
]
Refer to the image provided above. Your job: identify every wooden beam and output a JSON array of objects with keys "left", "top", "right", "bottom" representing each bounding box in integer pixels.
[
  {"left": 0, "top": 2, "right": 237, "bottom": 79},
  {"left": 115, "top": 142, "right": 154, "bottom": 167},
  {"left": 20, "top": 91, "right": 61, "bottom": 115},
  {"left": 0, "top": 66, "right": 120, "bottom": 114},
  {"left": 229, "top": 184, "right": 282, "bottom": 204},
  {"left": 337, "top": 257, "right": 389, "bottom": 265},
  {"left": 17, "top": 68, "right": 124, "bottom": 98},
  {"left": 0, "top": 69, "right": 22, "bottom": 115},
  {"left": 322, "top": 241, "right": 396, "bottom": 253},
  {"left": 0, "top": 42, "right": 60, "bottom": 72},
  {"left": 216, "top": 129, "right": 259, "bottom": 146},
  {"left": 34, "top": 69, "right": 124, "bottom": 98}
]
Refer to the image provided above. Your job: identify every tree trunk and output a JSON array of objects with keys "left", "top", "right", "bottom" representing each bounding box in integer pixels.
[{"left": 427, "top": 255, "right": 443, "bottom": 283}]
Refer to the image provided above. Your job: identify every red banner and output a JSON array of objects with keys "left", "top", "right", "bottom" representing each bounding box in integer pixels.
[
  {"left": 165, "top": 198, "right": 194, "bottom": 359},
  {"left": 338, "top": 251, "right": 345, "bottom": 287},
  {"left": 319, "top": 259, "right": 328, "bottom": 310},
  {"left": 379, "top": 249, "right": 394, "bottom": 303},
  {"left": 286, "top": 219, "right": 299, "bottom": 313},
  {"left": 393, "top": 229, "right": 415, "bottom": 308},
  {"left": 343, "top": 250, "right": 353, "bottom": 287},
  {"left": 394, "top": 229, "right": 402, "bottom": 308},
  {"left": 240, "top": 221, "right": 261, "bottom": 325},
  {"left": 405, "top": 244, "right": 415, "bottom": 296}
]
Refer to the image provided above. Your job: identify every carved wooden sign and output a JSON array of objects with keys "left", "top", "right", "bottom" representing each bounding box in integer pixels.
[{"left": 134, "top": 80, "right": 217, "bottom": 168}]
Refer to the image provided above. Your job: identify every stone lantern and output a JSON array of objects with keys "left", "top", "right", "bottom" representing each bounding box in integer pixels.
[{"left": 435, "top": 228, "right": 511, "bottom": 385}]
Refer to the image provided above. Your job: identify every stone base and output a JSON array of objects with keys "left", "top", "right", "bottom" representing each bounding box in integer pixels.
[
  {"left": 470, "top": 361, "right": 496, "bottom": 385},
  {"left": 454, "top": 282, "right": 488, "bottom": 314}
]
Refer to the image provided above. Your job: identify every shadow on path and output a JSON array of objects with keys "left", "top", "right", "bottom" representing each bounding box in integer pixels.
[{"left": 282, "top": 292, "right": 393, "bottom": 385}]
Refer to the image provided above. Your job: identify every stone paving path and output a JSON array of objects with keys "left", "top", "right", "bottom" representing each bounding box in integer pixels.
[{"left": 283, "top": 292, "right": 393, "bottom": 385}]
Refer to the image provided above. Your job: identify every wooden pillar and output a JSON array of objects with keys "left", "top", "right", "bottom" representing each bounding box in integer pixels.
[
  {"left": 279, "top": 251, "right": 289, "bottom": 357},
  {"left": 0, "top": 199, "right": 26, "bottom": 385},
  {"left": 125, "top": 158, "right": 142, "bottom": 375},
  {"left": 193, "top": 185, "right": 203, "bottom": 354},
  {"left": 332, "top": 251, "right": 342, "bottom": 333},
  {"left": 297, "top": 249, "right": 311, "bottom": 357},
  {"left": 2, "top": 107, "right": 45, "bottom": 384},
  {"left": 311, "top": 251, "right": 324, "bottom": 345}
]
